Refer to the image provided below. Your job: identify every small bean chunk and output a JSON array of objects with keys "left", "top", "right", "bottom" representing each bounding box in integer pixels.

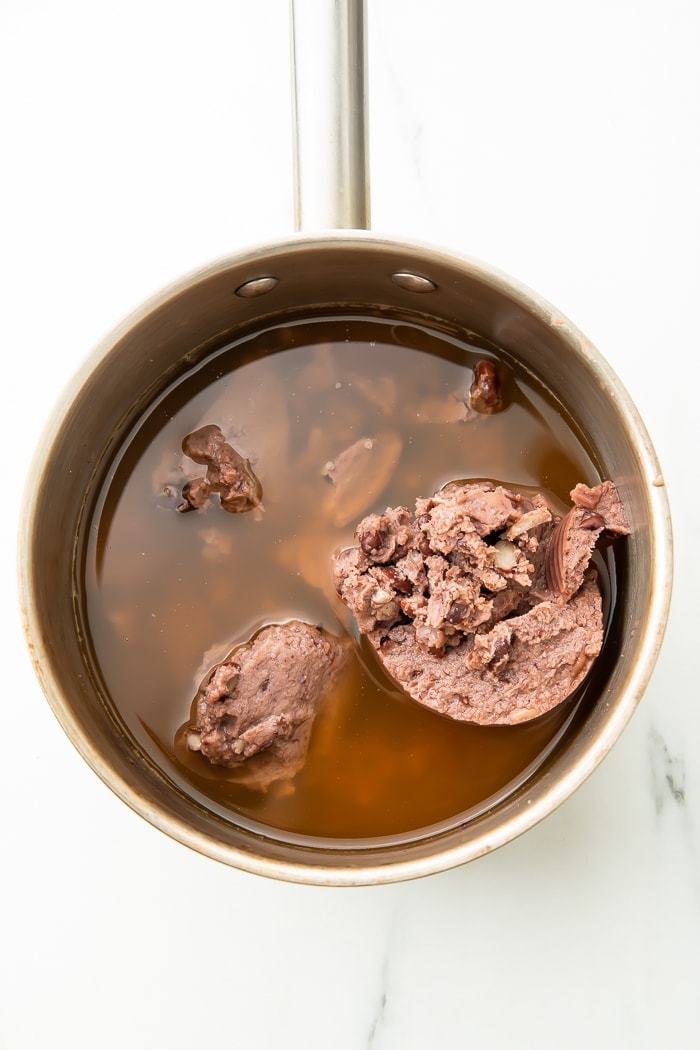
[{"left": 469, "top": 360, "right": 502, "bottom": 413}]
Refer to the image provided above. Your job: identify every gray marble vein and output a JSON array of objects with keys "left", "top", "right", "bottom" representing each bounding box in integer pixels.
[
  {"left": 367, "top": 906, "right": 398, "bottom": 1048},
  {"left": 648, "top": 724, "right": 686, "bottom": 815},
  {"left": 648, "top": 723, "right": 700, "bottom": 908},
  {"left": 367, "top": 989, "right": 388, "bottom": 1049}
]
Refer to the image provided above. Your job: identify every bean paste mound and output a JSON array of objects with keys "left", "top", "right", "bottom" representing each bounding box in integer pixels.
[{"left": 332, "top": 480, "right": 629, "bottom": 725}]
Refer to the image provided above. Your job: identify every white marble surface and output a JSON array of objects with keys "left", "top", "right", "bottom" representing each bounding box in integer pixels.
[{"left": 2, "top": 1, "right": 699, "bottom": 1047}]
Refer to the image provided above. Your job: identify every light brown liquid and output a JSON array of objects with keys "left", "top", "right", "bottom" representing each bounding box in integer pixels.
[{"left": 81, "top": 314, "right": 615, "bottom": 846}]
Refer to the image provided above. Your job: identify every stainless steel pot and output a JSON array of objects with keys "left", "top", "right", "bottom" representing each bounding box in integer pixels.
[{"left": 18, "top": 0, "right": 672, "bottom": 885}]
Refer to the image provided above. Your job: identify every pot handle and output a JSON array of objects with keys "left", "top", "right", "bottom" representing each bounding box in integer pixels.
[{"left": 290, "top": 0, "right": 370, "bottom": 231}]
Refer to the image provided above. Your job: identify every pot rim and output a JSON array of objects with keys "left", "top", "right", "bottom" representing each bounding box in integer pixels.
[{"left": 17, "top": 230, "right": 673, "bottom": 885}]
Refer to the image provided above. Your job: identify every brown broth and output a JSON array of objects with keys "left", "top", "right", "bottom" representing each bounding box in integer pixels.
[{"left": 80, "top": 314, "right": 611, "bottom": 846}]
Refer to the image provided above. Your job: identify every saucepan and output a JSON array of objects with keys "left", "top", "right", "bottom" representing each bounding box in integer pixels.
[{"left": 17, "top": 0, "right": 672, "bottom": 884}]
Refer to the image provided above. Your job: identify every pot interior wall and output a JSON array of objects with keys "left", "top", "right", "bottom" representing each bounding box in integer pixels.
[{"left": 22, "top": 236, "right": 669, "bottom": 881}]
